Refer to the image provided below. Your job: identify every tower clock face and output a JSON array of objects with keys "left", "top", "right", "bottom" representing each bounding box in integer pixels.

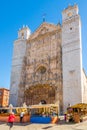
[{"left": 67, "top": 12, "right": 73, "bottom": 17}]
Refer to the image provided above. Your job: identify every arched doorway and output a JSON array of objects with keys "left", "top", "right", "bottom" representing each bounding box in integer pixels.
[{"left": 24, "top": 84, "right": 55, "bottom": 105}]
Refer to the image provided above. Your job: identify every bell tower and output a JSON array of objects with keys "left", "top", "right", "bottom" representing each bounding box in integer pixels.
[
  {"left": 62, "top": 5, "right": 83, "bottom": 112},
  {"left": 18, "top": 25, "right": 30, "bottom": 39},
  {"left": 9, "top": 26, "right": 31, "bottom": 106}
]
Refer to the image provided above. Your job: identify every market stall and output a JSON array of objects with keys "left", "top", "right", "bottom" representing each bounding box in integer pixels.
[
  {"left": 29, "top": 104, "right": 58, "bottom": 123},
  {"left": 66, "top": 103, "right": 87, "bottom": 123},
  {"left": 0, "top": 107, "right": 30, "bottom": 123}
]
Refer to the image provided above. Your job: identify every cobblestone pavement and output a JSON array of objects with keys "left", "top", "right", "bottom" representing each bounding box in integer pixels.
[{"left": 0, "top": 121, "right": 87, "bottom": 130}]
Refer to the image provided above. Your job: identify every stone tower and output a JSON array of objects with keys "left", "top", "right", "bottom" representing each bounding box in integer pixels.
[
  {"left": 9, "top": 26, "right": 31, "bottom": 106},
  {"left": 62, "top": 5, "right": 83, "bottom": 112}
]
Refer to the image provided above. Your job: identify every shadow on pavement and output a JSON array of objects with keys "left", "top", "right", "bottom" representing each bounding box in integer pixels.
[
  {"left": 3, "top": 122, "right": 32, "bottom": 127},
  {"left": 0, "top": 122, "right": 6, "bottom": 125},
  {"left": 13, "top": 122, "right": 32, "bottom": 126},
  {"left": 42, "top": 126, "right": 53, "bottom": 129},
  {"left": 57, "top": 120, "right": 75, "bottom": 125}
]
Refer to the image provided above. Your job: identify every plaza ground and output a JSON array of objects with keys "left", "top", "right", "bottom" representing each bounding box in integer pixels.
[{"left": 0, "top": 121, "right": 87, "bottom": 130}]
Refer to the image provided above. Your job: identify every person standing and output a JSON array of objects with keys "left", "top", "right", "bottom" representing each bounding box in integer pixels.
[{"left": 20, "top": 112, "right": 24, "bottom": 123}]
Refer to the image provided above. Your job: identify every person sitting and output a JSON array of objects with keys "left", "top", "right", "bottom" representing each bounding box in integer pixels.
[{"left": 42, "top": 112, "right": 46, "bottom": 117}]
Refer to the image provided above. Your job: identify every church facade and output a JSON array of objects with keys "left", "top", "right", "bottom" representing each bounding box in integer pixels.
[{"left": 9, "top": 5, "right": 87, "bottom": 113}]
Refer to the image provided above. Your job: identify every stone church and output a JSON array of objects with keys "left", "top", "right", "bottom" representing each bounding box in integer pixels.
[{"left": 9, "top": 5, "right": 87, "bottom": 113}]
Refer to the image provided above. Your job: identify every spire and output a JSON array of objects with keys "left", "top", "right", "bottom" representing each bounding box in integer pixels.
[
  {"left": 57, "top": 21, "right": 61, "bottom": 27},
  {"left": 42, "top": 13, "right": 46, "bottom": 22}
]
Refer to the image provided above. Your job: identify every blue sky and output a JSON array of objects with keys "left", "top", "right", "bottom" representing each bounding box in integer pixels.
[{"left": 0, "top": 0, "right": 87, "bottom": 89}]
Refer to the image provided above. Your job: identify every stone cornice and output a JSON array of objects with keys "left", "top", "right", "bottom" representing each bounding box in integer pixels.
[
  {"left": 62, "top": 15, "right": 80, "bottom": 25},
  {"left": 14, "top": 38, "right": 26, "bottom": 43}
]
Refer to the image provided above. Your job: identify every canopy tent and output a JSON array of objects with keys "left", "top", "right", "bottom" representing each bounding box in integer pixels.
[
  {"left": 29, "top": 104, "right": 58, "bottom": 108},
  {"left": 29, "top": 104, "right": 58, "bottom": 115},
  {"left": 70, "top": 103, "right": 87, "bottom": 109}
]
